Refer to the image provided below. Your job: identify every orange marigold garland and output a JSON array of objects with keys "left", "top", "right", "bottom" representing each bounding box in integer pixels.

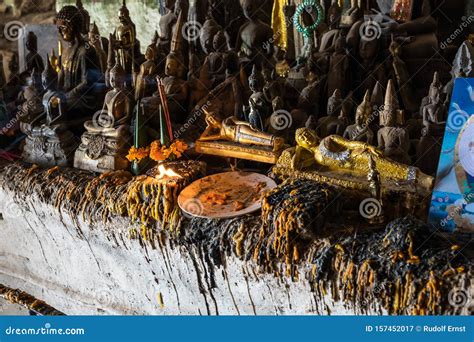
[
  {"left": 126, "top": 146, "right": 150, "bottom": 162},
  {"left": 128, "top": 140, "right": 188, "bottom": 163}
]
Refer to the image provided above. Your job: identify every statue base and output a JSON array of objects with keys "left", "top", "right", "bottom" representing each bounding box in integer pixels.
[
  {"left": 22, "top": 130, "right": 77, "bottom": 167},
  {"left": 195, "top": 140, "right": 284, "bottom": 164},
  {"left": 73, "top": 131, "right": 131, "bottom": 173}
]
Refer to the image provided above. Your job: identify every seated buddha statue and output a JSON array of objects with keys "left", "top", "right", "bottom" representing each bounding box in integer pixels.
[
  {"left": 343, "top": 90, "right": 374, "bottom": 144},
  {"left": 21, "top": 58, "right": 76, "bottom": 167},
  {"left": 199, "top": 111, "right": 284, "bottom": 152},
  {"left": 288, "top": 127, "right": 432, "bottom": 192},
  {"left": 74, "top": 62, "right": 132, "bottom": 173},
  {"left": 135, "top": 35, "right": 160, "bottom": 101},
  {"left": 377, "top": 80, "right": 411, "bottom": 165}
]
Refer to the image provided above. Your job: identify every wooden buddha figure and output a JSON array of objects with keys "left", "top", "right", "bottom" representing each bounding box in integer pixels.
[
  {"left": 158, "top": 0, "right": 177, "bottom": 55},
  {"left": 74, "top": 62, "right": 132, "bottom": 173},
  {"left": 327, "top": 35, "right": 348, "bottom": 98},
  {"left": 135, "top": 35, "right": 160, "bottom": 101},
  {"left": 389, "top": 36, "right": 417, "bottom": 113},
  {"left": 318, "top": 89, "right": 344, "bottom": 138},
  {"left": 343, "top": 90, "right": 374, "bottom": 144},
  {"left": 88, "top": 22, "right": 107, "bottom": 74},
  {"left": 114, "top": 0, "right": 142, "bottom": 87},
  {"left": 416, "top": 72, "right": 446, "bottom": 175},
  {"left": 377, "top": 80, "right": 411, "bottom": 165},
  {"left": 24, "top": 31, "right": 44, "bottom": 74},
  {"left": 235, "top": 0, "right": 274, "bottom": 69}
]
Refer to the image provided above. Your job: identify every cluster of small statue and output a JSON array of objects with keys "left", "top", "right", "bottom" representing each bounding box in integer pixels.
[{"left": 0, "top": 0, "right": 468, "bottom": 191}]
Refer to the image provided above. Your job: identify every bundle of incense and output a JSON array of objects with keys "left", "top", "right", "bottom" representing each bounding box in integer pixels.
[{"left": 156, "top": 77, "right": 174, "bottom": 142}]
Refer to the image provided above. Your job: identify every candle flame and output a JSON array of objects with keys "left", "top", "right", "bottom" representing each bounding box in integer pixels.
[{"left": 155, "top": 164, "right": 182, "bottom": 180}]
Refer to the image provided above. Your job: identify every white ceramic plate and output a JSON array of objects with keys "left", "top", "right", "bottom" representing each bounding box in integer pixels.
[{"left": 178, "top": 171, "right": 277, "bottom": 219}]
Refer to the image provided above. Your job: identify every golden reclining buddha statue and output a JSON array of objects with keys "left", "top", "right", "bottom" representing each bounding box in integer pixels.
[{"left": 275, "top": 128, "right": 433, "bottom": 194}]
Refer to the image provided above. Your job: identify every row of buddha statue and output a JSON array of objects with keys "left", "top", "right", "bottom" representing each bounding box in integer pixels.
[{"left": 0, "top": 0, "right": 464, "bottom": 185}]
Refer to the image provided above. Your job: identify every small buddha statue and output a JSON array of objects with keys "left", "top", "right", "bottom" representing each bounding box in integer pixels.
[
  {"left": 327, "top": 36, "right": 348, "bottom": 97},
  {"left": 199, "top": 14, "right": 221, "bottom": 55},
  {"left": 135, "top": 35, "right": 160, "bottom": 101},
  {"left": 377, "top": 80, "right": 411, "bottom": 165},
  {"left": 158, "top": 0, "right": 177, "bottom": 55},
  {"left": 343, "top": 90, "right": 374, "bottom": 144},
  {"left": 318, "top": 0, "right": 343, "bottom": 54},
  {"left": 88, "top": 22, "right": 107, "bottom": 74},
  {"left": 235, "top": 0, "right": 274, "bottom": 69},
  {"left": 389, "top": 36, "right": 417, "bottom": 113},
  {"left": 199, "top": 111, "right": 284, "bottom": 152},
  {"left": 262, "top": 68, "right": 283, "bottom": 104},
  {"left": 340, "top": 0, "right": 362, "bottom": 27},
  {"left": 297, "top": 72, "right": 322, "bottom": 119},
  {"left": 318, "top": 89, "right": 344, "bottom": 138},
  {"left": 105, "top": 33, "right": 116, "bottom": 88},
  {"left": 21, "top": 57, "right": 76, "bottom": 167},
  {"left": 247, "top": 65, "right": 269, "bottom": 131},
  {"left": 288, "top": 127, "right": 432, "bottom": 191},
  {"left": 414, "top": 72, "right": 446, "bottom": 175},
  {"left": 114, "top": 0, "right": 142, "bottom": 86},
  {"left": 74, "top": 62, "right": 132, "bottom": 172},
  {"left": 24, "top": 31, "right": 44, "bottom": 74},
  {"left": 206, "top": 30, "right": 229, "bottom": 87}
]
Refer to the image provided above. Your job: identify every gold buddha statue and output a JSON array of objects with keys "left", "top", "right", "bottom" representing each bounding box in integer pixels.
[
  {"left": 74, "top": 62, "right": 132, "bottom": 173},
  {"left": 287, "top": 127, "right": 432, "bottom": 192},
  {"left": 199, "top": 111, "right": 284, "bottom": 152}
]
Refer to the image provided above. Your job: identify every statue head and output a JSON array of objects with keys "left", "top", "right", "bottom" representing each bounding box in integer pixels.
[
  {"left": 145, "top": 42, "right": 158, "bottom": 61},
  {"left": 165, "top": 53, "right": 185, "bottom": 78},
  {"left": 248, "top": 65, "right": 263, "bottom": 92},
  {"left": 355, "top": 90, "right": 371, "bottom": 125},
  {"left": 25, "top": 31, "right": 38, "bottom": 52},
  {"left": 164, "top": 0, "right": 176, "bottom": 10},
  {"left": 213, "top": 30, "right": 227, "bottom": 53},
  {"left": 42, "top": 55, "right": 58, "bottom": 91},
  {"left": 110, "top": 62, "right": 126, "bottom": 89},
  {"left": 88, "top": 22, "right": 101, "bottom": 45},
  {"left": 359, "top": 37, "right": 379, "bottom": 61},
  {"left": 118, "top": 0, "right": 131, "bottom": 25},
  {"left": 240, "top": 0, "right": 258, "bottom": 20},
  {"left": 295, "top": 128, "right": 320, "bottom": 149},
  {"left": 327, "top": 89, "right": 342, "bottom": 116},
  {"left": 56, "top": 5, "right": 83, "bottom": 43},
  {"left": 428, "top": 72, "right": 442, "bottom": 102},
  {"left": 327, "top": 1, "right": 341, "bottom": 28},
  {"left": 380, "top": 80, "right": 398, "bottom": 127},
  {"left": 204, "top": 109, "right": 222, "bottom": 129},
  {"left": 200, "top": 18, "right": 220, "bottom": 54}
]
